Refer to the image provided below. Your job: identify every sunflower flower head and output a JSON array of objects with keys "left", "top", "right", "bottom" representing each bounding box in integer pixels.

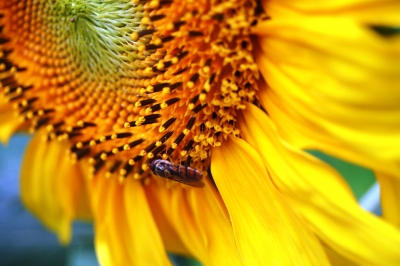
[
  {"left": 0, "top": 0, "right": 262, "bottom": 186},
  {"left": 3, "top": 0, "right": 400, "bottom": 265}
]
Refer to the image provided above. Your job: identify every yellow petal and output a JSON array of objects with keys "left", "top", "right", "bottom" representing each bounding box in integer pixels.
[
  {"left": 124, "top": 179, "right": 171, "bottom": 265},
  {"left": 212, "top": 135, "right": 328, "bottom": 265},
  {"left": 187, "top": 181, "right": 242, "bottom": 265},
  {"left": 21, "top": 129, "right": 91, "bottom": 244},
  {"left": 262, "top": 0, "right": 400, "bottom": 25},
  {"left": 239, "top": 102, "right": 400, "bottom": 265},
  {"left": 254, "top": 12, "right": 400, "bottom": 176},
  {"left": 376, "top": 172, "right": 400, "bottom": 227},
  {"left": 146, "top": 184, "right": 207, "bottom": 262},
  {"left": 144, "top": 186, "right": 190, "bottom": 257},
  {"left": 90, "top": 176, "right": 123, "bottom": 264},
  {"left": 324, "top": 246, "right": 358, "bottom": 266},
  {"left": 0, "top": 100, "right": 21, "bottom": 144},
  {"left": 145, "top": 188, "right": 189, "bottom": 257},
  {"left": 88, "top": 176, "right": 171, "bottom": 266},
  {"left": 146, "top": 180, "right": 243, "bottom": 266}
]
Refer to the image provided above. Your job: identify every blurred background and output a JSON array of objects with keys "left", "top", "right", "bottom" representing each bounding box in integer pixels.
[
  {"left": 0, "top": 134, "right": 98, "bottom": 266},
  {"left": 0, "top": 134, "right": 379, "bottom": 266}
]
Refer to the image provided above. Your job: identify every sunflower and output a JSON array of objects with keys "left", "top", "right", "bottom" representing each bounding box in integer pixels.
[{"left": 1, "top": 0, "right": 400, "bottom": 265}]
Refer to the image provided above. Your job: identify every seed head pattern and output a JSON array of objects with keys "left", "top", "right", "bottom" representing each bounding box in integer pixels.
[{"left": 0, "top": 0, "right": 263, "bottom": 186}]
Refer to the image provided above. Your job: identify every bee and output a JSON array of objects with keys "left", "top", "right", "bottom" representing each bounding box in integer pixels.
[{"left": 149, "top": 159, "right": 205, "bottom": 188}]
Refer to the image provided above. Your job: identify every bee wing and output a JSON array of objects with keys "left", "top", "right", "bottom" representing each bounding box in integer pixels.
[{"left": 164, "top": 175, "right": 205, "bottom": 188}]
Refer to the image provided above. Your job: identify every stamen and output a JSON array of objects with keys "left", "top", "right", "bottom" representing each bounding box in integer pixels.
[
  {"left": 181, "top": 139, "right": 194, "bottom": 156},
  {"left": 124, "top": 139, "right": 145, "bottom": 151},
  {"left": 161, "top": 36, "right": 174, "bottom": 43},
  {"left": 185, "top": 155, "right": 192, "bottom": 168},
  {"left": 187, "top": 73, "right": 199, "bottom": 88},
  {"left": 93, "top": 160, "right": 106, "bottom": 175},
  {"left": 150, "top": 14, "right": 166, "bottom": 21},
  {"left": 145, "top": 44, "right": 164, "bottom": 51},
  {"left": 192, "top": 104, "right": 207, "bottom": 114},
  {"left": 186, "top": 116, "right": 196, "bottom": 130},
  {"left": 72, "top": 148, "right": 91, "bottom": 160},
  {"left": 135, "top": 98, "right": 157, "bottom": 107},
  {"left": 35, "top": 117, "right": 51, "bottom": 129},
  {"left": 109, "top": 161, "right": 122, "bottom": 174},
  {"left": 131, "top": 28, "right": 158, "bottom": 41},
  {"left": 113, "top": 132, "right": 134, "bottom": 139},
  {"left": 149, "top": 144, "right": 167, "bottom": 158},
  {"left": 172, "top": 132, "right": 185, "bottom": 147},
  {"left": 188, "top": 31, "right": 203, "bottom": 37},
  {"left": 120, "top": 162, "right": 134, "bottom": 177},
  {"left": 124, "top": 114, "right": 162, "bottom": 128},
  {"left": 159, "top": 117, "right": 177, "bottom": 132},
  {"left": 144, "top": 142, "right": 157, "bottom": 153},
  {"left": 177, "top": 51, "right": 189, "bottom": 60},
  {"left": 162, "top": 97, "right": 180, "bottom": 109},
  {"left": 156, "top": 131, "right": 174, "bottom": 146}
]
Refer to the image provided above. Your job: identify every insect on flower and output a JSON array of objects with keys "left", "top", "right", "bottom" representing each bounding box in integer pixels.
[{"left": 149, "top": 159, "right": 205, "bottom": 188}]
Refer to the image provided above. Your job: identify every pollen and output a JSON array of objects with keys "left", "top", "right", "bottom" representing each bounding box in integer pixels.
[{"left": 0, "top": 0, "right": 261, "bottom": 186}]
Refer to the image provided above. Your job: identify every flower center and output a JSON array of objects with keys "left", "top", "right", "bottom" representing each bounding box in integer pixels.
[
  {"left": 53, "top": 0, "right": 154, "bottom": 82},
  {"left": 0, "top": 0, "right": 262, "bottom": 187}
]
